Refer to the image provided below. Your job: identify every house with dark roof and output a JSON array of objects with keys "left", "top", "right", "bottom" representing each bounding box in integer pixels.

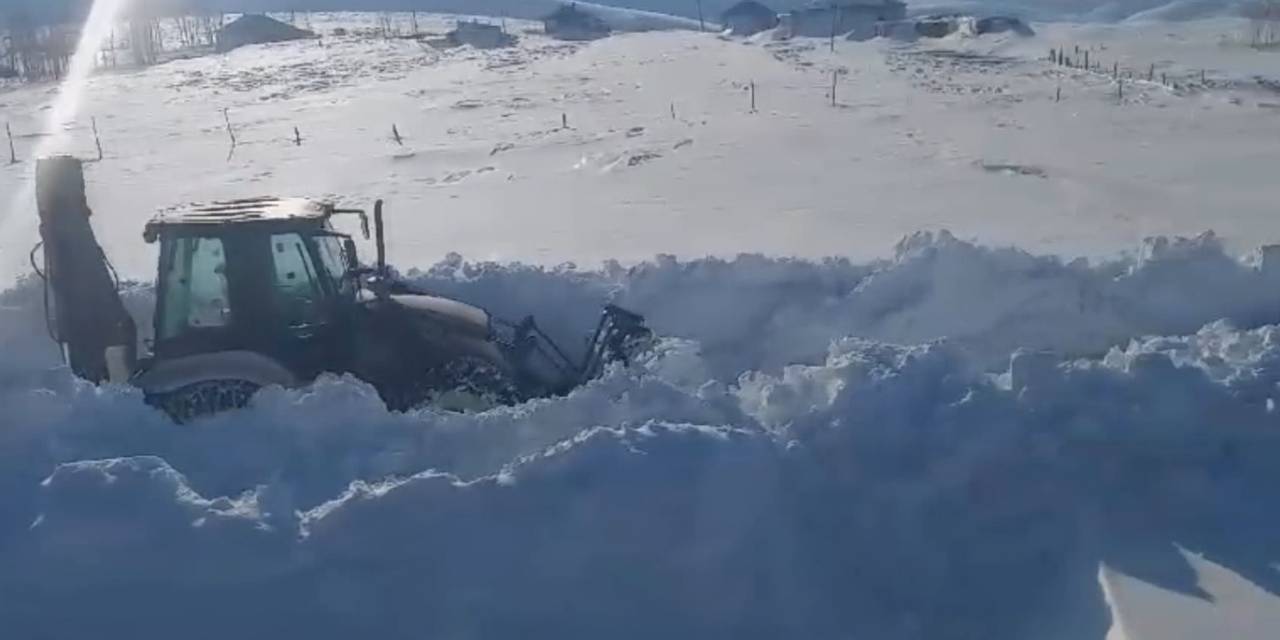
[
  {"left": 779, "top": 0, "right": 907, "bottom": 39},
  {"left": 216, "top": 14, "right": 313, "bottom": 53},
  {"left": 721, "top": 1, "right": 779, "bottom": 36},
  {"left": 448, "top": 20, "right": 516, "bottom": 49},
  {"left": 543, "top": 3, "right": 611, "bottom": 41}
]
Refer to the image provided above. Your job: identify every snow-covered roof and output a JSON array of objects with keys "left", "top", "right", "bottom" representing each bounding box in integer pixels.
[{"left": 144, "top": 197, "right": 332, "bottom": 240}]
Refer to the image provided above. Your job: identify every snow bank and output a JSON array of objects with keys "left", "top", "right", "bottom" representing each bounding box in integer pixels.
[
  {"left": 1, "top": 234, "right": 1279, "bottom": 638},
  {"left": 408, "top": 231, "right": 1280, "bottom": 377}
]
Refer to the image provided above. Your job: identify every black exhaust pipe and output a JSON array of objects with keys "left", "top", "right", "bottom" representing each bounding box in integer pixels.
[{"left": 374, "top": 198, "right": 386, "bottom": 276}]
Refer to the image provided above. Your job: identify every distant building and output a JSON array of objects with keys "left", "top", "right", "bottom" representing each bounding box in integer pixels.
[
  {"left": 448, "top": 20, "right": 515, "bottom": 49},
  {"left": 914, "top": 16, "right": 958, "bottom": 38},
  {"left": 216, "top": 14, "right": 313, "bottom": 53},
  {"left": 543, "top": 3, "right": 611, "bottom": 41},
  {"left": 721, "top": 1, "right": 779, "bottom": 36},
  {"left": 975, "top": 16, "right": 1034, "bottom": 37},
  {"left": 779, "top": 1, "right": 907, "bottom": 39}
]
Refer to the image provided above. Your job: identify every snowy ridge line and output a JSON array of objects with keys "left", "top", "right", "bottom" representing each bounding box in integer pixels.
[
  {"left": 906, "top": 0, "right": 1249, "bottom": 23},
  {"left": 0, "top": 232, "right": 1278, "bottom": 637}
]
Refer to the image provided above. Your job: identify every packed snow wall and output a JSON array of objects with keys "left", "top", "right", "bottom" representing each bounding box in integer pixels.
[{"left": 1, "top": 231, "right": 1279, "bottom": 639}]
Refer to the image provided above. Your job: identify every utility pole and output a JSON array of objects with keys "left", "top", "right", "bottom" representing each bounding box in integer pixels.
[
  {"left": 830, "top": 4, "right": 839, "bottom": 52},
  {"left": 696, "top": 0, "right": 705, "bottom": 32}
]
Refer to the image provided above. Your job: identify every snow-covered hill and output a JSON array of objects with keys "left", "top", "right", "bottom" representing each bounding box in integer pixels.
[{"left": 906, "top": 0, "right": 1248, "bottom": 22}]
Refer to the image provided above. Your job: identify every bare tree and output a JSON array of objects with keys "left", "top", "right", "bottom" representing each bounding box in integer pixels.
[{"left": 1241, "top": 0, "right": 1280, "bottom": 47}]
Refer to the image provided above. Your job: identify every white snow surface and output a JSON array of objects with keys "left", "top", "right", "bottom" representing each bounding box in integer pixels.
[
  {"left": 2, "top": 12, "right": 1280, "bottom": 639},
  {"left": 6, "top": 14, "right": 1280, "bottom": 280}
]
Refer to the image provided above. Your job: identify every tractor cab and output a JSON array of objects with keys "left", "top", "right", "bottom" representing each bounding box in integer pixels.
[{"left": 142, "top": 197, "right": 368, "bottom": 377}]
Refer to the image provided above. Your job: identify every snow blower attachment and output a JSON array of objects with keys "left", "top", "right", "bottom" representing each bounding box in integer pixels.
[
  {"left": 33, "top": 156, "right": 138, "bottom": 384},
  {"left": 32, "top": 156, "right": 651, "bottom": 420}
]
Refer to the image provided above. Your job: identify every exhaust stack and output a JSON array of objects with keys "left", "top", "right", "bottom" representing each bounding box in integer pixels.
[{"left": 34, "top": 156, "right": 137, "bottom": 383}]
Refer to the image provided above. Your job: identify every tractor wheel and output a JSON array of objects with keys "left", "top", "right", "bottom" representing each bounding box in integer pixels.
[
  {"left": 393, "top": 357, "right": 520, "bottom": 413},
  {"left": 152, "top": 379, "right": 261, "bottom": 423}
]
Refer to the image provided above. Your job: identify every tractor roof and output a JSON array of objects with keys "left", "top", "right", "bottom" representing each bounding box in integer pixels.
[{"left": 143, "top": 197, "right": 334, "bottom": 242}]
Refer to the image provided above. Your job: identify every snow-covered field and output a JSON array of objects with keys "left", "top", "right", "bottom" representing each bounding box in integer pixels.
[
  {"left": 5, "top": 13, "right": 1280, "bottom": 276},
  {"left": 2, "top": 10, "right": 1280, "bottom": 639}
]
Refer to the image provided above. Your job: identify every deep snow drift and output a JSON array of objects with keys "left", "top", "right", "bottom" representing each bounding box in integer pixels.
[{"left": 2, "top": 231, "right": 1279, "bottom": 639}]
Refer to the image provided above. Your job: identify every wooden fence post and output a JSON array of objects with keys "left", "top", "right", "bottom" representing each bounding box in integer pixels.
[
  {"left": 293, "top": 126, "right": 302, "bottom": 146},
  {"left": 831, "top": 70, "right": 838, "bottom": 106},
  {"left": 91, "top": 116, "right": 103, "bottom": 161},
  {"left": 222, "top": 108, "right": 237, "bottom": 161},
  {"left": 392, "top": 124, "right": 403, "bottom": 145},
  {"left": 750, "top": 81, "right": 757, "bottom": 112},
  {"left": 6, "top": 122, "right": 15, "bottom": 164}
]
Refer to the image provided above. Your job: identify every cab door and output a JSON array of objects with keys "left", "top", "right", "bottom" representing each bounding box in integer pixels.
[{"left": 266, "top": 231, "right": 353, "bottom": 377}]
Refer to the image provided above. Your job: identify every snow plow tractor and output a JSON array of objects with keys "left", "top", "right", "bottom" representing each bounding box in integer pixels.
[{"left": 32, "top": 156, "right": 651, "bottom": 420}]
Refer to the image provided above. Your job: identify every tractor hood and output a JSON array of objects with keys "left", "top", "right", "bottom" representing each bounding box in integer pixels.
[{"left": 388, "top": 293, "right": 492, "bottom": 340}]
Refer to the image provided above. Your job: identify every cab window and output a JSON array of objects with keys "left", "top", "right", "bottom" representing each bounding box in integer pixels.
[
  {"left": 158, "top": 236, "right": 231, "bottom": 340},
  {"left": 270, "top": 233, "right": 324, "bottom": 327},
  {"left": 312, "top": 234, "right": 354, "bottom": 299}
]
